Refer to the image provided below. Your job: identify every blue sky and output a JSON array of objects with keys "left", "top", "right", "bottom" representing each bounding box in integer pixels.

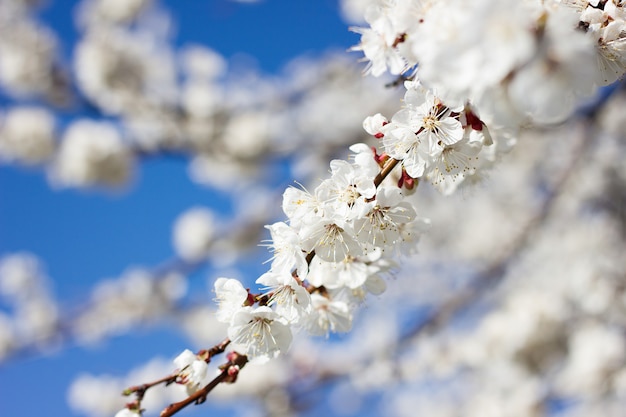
[{"left": 0, "top": 1, "right": 360, "bottom": 416}]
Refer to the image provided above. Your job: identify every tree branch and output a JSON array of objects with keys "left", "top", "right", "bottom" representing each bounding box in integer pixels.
[{"left": 160, "top": 353, "right": 248, "bottom": 417}]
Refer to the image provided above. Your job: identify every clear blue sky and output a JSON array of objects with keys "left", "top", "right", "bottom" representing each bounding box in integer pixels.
[{"left": 0, "top": 1, "right": 359, "bottom": 416}]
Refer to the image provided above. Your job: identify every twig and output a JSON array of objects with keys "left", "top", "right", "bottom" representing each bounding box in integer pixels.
[
  {"left": 160, "top": 353, "right": 248, "bottom": 417},
  {"left": 123, "top": 374, "right": 177, "bottom": 400}
]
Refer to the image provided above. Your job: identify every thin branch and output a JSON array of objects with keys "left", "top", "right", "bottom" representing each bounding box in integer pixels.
[
  {"left": 374, "top": 158, "right": 400, "bottom": 188},
  {"left": 160, "top": 372, "right": 228, "bottom": 417},
  {"left": 204, "top": 338, "right": 232, "bottom": 359},
  {"left": 160, "top": 353, "right": 248, "bottom": 417},
  {"left": 123, "top": 374, "right": 177, "bottom": 399}
]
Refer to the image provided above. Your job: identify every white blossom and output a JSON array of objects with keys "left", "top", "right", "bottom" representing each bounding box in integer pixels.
[
  {"left": 315, "top": 159, "right": 373, "bottom": 220},
  {"left": 180, "top": 45, "right": 227, "bottom": 80},
  {"left": 0, "top": 253, "right": 46, "bottom": 299},
  {"left": 380, "top": 109, "right": 432, "bottom": 178},
  {"left": 256, "top": 271, "right": 311, "bottom": 323},
  {"left": 263, "top": 222, "right": 308, "bottom": 278},
  {"left": 74, "top": 28, "right": 176, "bottom": 115},
  {"left": 307, "top": 256, "right": 370, "bottom": 290},
  {"left": 507, "top": 7, "right": 598, "bottom": 123},
  {"left": 427, "top": 135, "right": 482, "bottom": 195},
  {"left": 172, "top": 207, "right": 216, "bottom": 262},
  {"left": 556, "top": 322, "right": 626, "bottom": 396},
  {"left": 412, "top": 92, "right": 464, "bottom": 147},
  {"left": 304, "top": 293, "right": 353, "bottom": 336},
  {"left": 412, "top": 0, "right": 536, "bottom": 104},
  {"left": 0, "top": 19, "right": 59, "bottom": 97},
  {"left": 282, "top": 186, "right": 322, "bottom": 227},
  {"left": 299, "top": 216, "right": 363, "bottom": 263},
  {"left": 228, "top": 306, "right": 293, "bottom": 363},
  {"left": 354, "top": 187, "right": 417, "bottom": 252},
  {"left": 173, "top": 349, "right": 208, "bottom": 395},
  {"left": 214, "top": 278, "right": 249, "bottom": 324},
  {"left": 350, "top": 4, "right": 408, "bottom": 76},
  {"left": 50, "top": 119, "right": 133, "bottom": 188},
  {"left": 0, "top": 107, "right": 55, "bottom": 165},
  {"left": 362, "top": 113, "right": 388, "bottom": 136}
]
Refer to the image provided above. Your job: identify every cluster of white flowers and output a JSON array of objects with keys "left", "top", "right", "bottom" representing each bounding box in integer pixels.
[
  {"left": 206, "top": 140, "right": 434, "bottom": 362},
  {"left": 170, "top": 64, "right": 522, "bottom": 365},
  {"left": 352, "top": 0, "right": 626, "bottom": 126},
  {"left": 49, "top": 119, "right": 134, "bottom": 188},
  {"left": 364, "top": 81, "right": 494, "bottom": 195}
]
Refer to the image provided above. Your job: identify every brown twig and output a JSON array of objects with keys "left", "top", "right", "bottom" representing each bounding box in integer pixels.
[
  {"left": 123, "top": 374, "right": 177, "bottom": 400},
  {"left": 374, "top": 158, "right": 400, "bottom": 188},
  {"left": 160, "top": 353, "right": 248, "bottom": 417},
  {"left": 202, "top": 337, "right": 232, "bottom": 360}
]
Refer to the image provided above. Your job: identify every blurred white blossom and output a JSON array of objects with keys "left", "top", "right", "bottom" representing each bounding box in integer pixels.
[
  {"left": 172, "top": 207, "right": 217, "bottom": 262},
  {"left": 50, "top": 119, "right": 134, "bottom": 188},
  {"left": 0, "top": 107, "right": 55, "bottom": 165}
]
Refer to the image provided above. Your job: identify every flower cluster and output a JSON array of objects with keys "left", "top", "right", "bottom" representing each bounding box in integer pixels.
[
  {"left": 352, "top": 0, "right": 626, "bottom": 126},
  {"left": 212, "top": 142, "right": 430, "bottom": 362},
  {"left": 364, "top": 81, "right": 493, "bottom": 195}
]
